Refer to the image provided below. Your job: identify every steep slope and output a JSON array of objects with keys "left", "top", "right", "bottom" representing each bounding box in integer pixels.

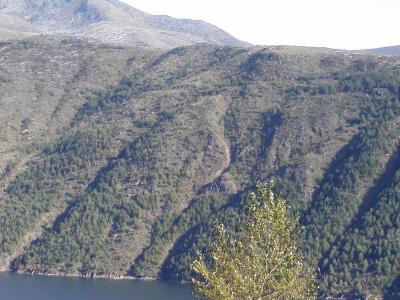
[
  {"left": 1, "top": 38, "right": 400, "bottom": 299},
  {"left": 321, "top": 161, "right": 400, "bottom": 297},
  {"left": 0, "top": 37, "right": 154, "bottom": 273},
  {"left": 0, "top": 0, "right": 249, "bottom": 48}
]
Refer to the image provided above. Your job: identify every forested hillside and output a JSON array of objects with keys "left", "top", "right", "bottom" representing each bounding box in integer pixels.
[{"left": 1, "top": 37, "right": 400, "bottom": 299}]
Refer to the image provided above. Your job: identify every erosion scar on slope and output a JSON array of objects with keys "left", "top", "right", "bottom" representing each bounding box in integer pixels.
[{"left": 148, "top": 134, "right": 233, "bottom": 272}]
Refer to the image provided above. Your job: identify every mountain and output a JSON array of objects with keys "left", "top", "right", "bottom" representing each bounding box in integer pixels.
[
  {"left": 365, "top": 45, "right": 400, "bottom": 56},
  {"left": 0, "top": 12, "right": 41, "bottom": 39},
  {"left": 0, "top": 0, "right": 249, "bottom": 48},
  {"left": 0, "top": 34, "right": 400, "bottom": 299}
]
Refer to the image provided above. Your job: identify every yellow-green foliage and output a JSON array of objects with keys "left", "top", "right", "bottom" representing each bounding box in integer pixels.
[{"left": 191, "top": 182, "right": 317, "bottom": 300}]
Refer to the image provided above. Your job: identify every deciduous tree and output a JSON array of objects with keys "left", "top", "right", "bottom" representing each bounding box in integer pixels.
[{"left": 191, "top": 182, "right": 317, "bottom": 300}]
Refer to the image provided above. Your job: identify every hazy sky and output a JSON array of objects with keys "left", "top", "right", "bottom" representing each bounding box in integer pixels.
[{"left": 120, "top": 0, "right": 399, "bottom": 50}]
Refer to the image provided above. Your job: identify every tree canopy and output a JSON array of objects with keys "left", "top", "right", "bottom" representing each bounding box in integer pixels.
[{"left": 191, "top": 182, "right": 317, "bottom": 300}]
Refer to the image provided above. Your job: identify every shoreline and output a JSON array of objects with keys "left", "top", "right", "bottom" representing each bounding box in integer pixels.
[{"left": 0, "top": 269, "right": 158, "bottom": 281}]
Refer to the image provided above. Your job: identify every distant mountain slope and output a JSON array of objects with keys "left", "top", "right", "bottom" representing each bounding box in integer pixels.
[
  {"left": 0, "top": 12, "right": 42, "bottom": 39},
  {"left": 365, "top": 45, "right": 400, "bottom": 56},
  {"left": 0, "top": 0, "right": 249, "bottom": 48}
]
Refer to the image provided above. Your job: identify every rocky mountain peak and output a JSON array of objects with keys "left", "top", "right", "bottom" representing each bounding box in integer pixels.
[
  {"left": 0, "top": 0, "right": 249, "bottom": 49},
  {"left": 0, "top": 0, "right": 100, "bottom": 28}
]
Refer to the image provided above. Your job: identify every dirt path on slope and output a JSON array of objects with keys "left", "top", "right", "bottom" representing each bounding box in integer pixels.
[{"left": 203, "top": 134, "right": 231, "bottom": 187}]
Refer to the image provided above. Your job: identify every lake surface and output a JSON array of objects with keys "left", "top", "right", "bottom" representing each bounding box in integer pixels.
[{"left": 0, "top": 272, "right": 195, "bottom": 300}]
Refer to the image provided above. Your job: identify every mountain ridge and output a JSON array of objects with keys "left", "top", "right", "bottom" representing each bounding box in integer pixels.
[{"left": 364, "top": 45, "right": 400, "bottom": 56}]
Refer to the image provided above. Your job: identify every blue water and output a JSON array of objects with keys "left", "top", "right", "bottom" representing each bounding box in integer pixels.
[{"left": 0, "top": 272, "right": 195, "bottom": 300}]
